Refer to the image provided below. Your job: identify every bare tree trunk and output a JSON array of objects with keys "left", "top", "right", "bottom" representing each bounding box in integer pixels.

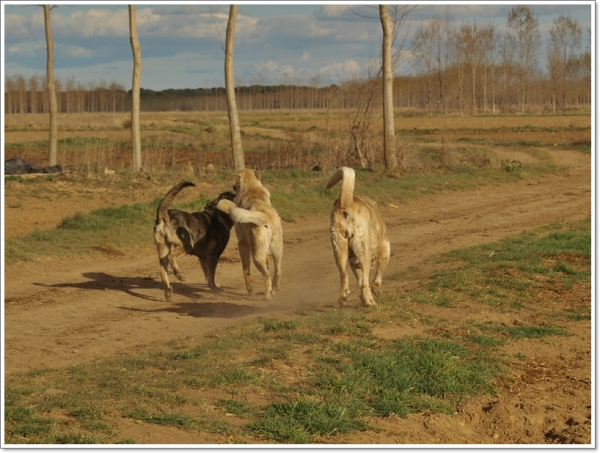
[
  {"left": 379, "top": 5, "right": 397, "bottom": 170},
  {"left": 129, "top": 5, "right": 142, "bottom": 171},
  {"left": 225, "top": 5, "right": 245, "bottom": 171},
  {"left": 44, "top": 5, "right": 58, "bottom": 166}
]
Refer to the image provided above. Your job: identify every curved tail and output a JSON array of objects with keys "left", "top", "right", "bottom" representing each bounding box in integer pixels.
[
  {"left": 157, "top": 181, "right": 195, "bottom": 224},
  {"left": 216, "top": 199, "right": 268, "bottom": 226},
  {"left": 326, "top": 167, "right": 355, "bottom": 210}
]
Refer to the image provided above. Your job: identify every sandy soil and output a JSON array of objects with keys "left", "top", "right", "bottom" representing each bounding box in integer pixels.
[{"left": 3, "top": 147, "right": 592, "bottom": 445}]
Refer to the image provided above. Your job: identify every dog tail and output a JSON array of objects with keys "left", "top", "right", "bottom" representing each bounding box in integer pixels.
[
  {"left": 326, "top": 166, "right": 355, "bottom": 210},
  {"left": 156, "top": 181, "right": 195, "bottom": 224},
  {"left": 216, "top": 199, "right": 268, "bottom": 226}
]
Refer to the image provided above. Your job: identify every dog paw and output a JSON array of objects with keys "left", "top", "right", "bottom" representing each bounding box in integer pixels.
[
  {"left": 360, "top": 294, "right": 377, "bottom": 307},
  {"left": 175, "top": 273, "right": 186, "bottom": 282},
  {"left": 211, "top": 284, "right": 224, "bottom": 292},
  {"left": 371, "top": 286, "right": 381, "bottom": 297},
  {"left": 164, "top": 288, "right": 173, "bottom": 301}
]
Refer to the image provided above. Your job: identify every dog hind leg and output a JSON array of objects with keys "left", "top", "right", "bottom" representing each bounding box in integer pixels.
[
  {"left": 237, "top": 237, "right": 254, "bottom": 295},
  {"left": 253, "top": 255, "right": 273, "bottom": 300},
  {"left": 371, "top": 239, "right": 390, "bottom": 297},
  {"left": 270, "top": 239, "right": 283, "bottom": 292},
  {"left": 156, "top": 244, "right": 173, "bottom": 301},
  {"left": 353, "top": 249, "right": 376, "bottom": 307},
  {"left": 331, "top": 235, "right": 351, "bottom": 306}
]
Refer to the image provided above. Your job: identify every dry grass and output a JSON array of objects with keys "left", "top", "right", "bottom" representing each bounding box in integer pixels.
[{"left": 4, "top": 110, "right": 591, "bottom": 177}]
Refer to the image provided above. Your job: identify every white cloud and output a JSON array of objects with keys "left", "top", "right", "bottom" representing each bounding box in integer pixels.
[
  {"left": 317, "top": 5, "right": 349, "bottom": 19},
  {"left": 6, "top": 44, "right": 36, "bottom": 57},
  {"left": 54, "top": 8, "right": 129, "bottom": 38},
  {"left": 256, "top": 60, "right": 281, "bottom": 73},
  {"left": 59, "top": 44, "right": 92, "bottom": 59},
  {"left": 318, "top": 59, "right": 363, "bottom": 80}
]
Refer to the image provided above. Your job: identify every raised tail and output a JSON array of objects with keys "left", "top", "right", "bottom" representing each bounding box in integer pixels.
[
  {"left": 216, "top": 199, "right": 268, "bottom": 226},
  {"left": 156, "top": 181, "right": 195, "bottom": 224},
  {"left": 326, "top": 167, "right": 355, "bottom": 210}
]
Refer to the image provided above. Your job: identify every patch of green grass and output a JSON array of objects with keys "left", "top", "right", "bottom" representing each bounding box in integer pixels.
[
  {"left": 503, "top": 325, "right": 570, "bottom": 339},
  {"left": 143, "top": 412, "right": 199, "bottom": 429},
  {"left": 564, "top": 307, "right": 591, "bottom": 321},
  {"left": 349, "top": 339, "right": 498, "bottom": 412},
  {"left": 249, "top": 400, "right": 368, "bottom": 443},
  {"left": 50, "top": 433, "right": 100, "bottom": 444},
  {"left": 218, "top": 399, "right": 254, "bottom": 417},
  {"left": 419, "top": 219, "right": 591, "bottom": 308},
  {"left": 262, "top": 319, "right": 300, "bottom": 332}
]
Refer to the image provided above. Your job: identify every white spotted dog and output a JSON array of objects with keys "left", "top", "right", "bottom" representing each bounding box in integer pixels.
[
  {"left": 326, "top": 167, "right": 390, "bottom": 307},
  {"left": 217, "top": 169, "right": 283, "bottom": 300}
]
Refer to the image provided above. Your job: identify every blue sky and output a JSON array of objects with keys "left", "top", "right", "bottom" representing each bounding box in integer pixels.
[{"left": 2, "top": 2, "right": 594, "bottom": 91}]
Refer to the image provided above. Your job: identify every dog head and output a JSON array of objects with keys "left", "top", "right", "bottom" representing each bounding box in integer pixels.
[
  {"left": 205, "top": 191, "right": 236, "bottom": 211},
  {"left": 233, "top": 168, "right": 261, "bottom": 192}
]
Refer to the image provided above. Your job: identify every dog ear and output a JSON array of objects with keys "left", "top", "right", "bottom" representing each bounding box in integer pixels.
[
  {"left": 253, "top": 169, "right": 262, "bottom": 181},
  {"left": 233, "top": 173, "right": 241, "bottom": 191}
]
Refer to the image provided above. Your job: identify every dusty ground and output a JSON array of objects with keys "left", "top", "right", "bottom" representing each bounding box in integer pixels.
[{"left": 3, "top": 147, "right": 592, "bottom": 445}]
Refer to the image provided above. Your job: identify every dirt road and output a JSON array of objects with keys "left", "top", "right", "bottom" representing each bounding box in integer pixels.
[{"left": 3, "top": 147, "right": 592, "bottom": 444}]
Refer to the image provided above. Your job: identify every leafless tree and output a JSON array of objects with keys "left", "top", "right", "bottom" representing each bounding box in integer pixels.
[
  {"left": 452, "top": 21, "right": 470, "bottom": 116},
  {"left": 411, "top": 21, "right": 435, "bottom": 115},
  {"left": 43, "top": 5, "right": 58, "bottom": 166},
  {"left": 28, "top": 75, "right": 39, "bottom": 114},
  {"left": 224, "top": 5, "right": 245, "bottom": 171},
  {"left": 481, "top": 22, "right": 496, "bottom": 114},
  {"left": 547, "top": 11, "right": 582, "bottom": 113},
  {"left": 507, "top": 5, "right": 541, "bottom": 113},
  {"left": 499, "top": 32, "right": 517, "bottom": 112},
  {"left": 129, "top": 5, "right": 142, "bottom": 171}
]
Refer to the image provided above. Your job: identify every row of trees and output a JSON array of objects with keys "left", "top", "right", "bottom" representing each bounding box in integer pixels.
[
  {"left": 4, "top": 63, "right": 591, "bottom": 116},
  {"left": 410, "top": 7, "right": 590, "bottom": 115}
]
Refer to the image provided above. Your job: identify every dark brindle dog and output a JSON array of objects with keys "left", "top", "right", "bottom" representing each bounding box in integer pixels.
[{"left": 153, "top": 182, "right": 235, "bottom": 301}]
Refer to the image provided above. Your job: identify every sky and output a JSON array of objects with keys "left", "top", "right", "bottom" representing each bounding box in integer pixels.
[{"left": 2, "top": 1, "right": 594, "bottom": 91}]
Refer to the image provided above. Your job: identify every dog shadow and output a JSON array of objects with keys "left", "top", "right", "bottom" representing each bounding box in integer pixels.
[
  {"left": 118, "top": 300, "right": 274, "bottom": 319},
  {"left": 34, "top": 271, "right": 229, "bottom": 302}
]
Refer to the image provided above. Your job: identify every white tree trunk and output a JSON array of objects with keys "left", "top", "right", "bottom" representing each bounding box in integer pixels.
[
  {"left": 129, "top": 5, "right": 142, "bottom": 171},
  {"left": 226, "top": 5, "right": 245, "bottom": 171},
  {"left": 379, "top": 5, "right": 397, "bottom": 170},
  {"left": 44, "top": 5, "right": 58, "bottom": 166}
]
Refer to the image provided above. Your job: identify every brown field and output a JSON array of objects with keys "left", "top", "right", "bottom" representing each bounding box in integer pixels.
[
  {"left": 4, "top": 110, "right": 591, "bottom": 171},
  {"left": 3, "top": 111, "right": 592, "bottom": 445}
]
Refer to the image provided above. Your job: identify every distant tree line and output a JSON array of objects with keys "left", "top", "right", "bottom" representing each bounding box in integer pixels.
[
  {"left": 4, "top": 9, "right": 591, "bottom": 116},
  {"left": 4, "top": 69, "right": 590, "bottom": 116}
]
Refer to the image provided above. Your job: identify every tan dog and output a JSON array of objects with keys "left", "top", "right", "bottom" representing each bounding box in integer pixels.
[
  {"left": 326, "top": 167, "right": 390, "bottom": 307},
  {"left": 217, "top": 169, "right": 283, "bottom": 300}
]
